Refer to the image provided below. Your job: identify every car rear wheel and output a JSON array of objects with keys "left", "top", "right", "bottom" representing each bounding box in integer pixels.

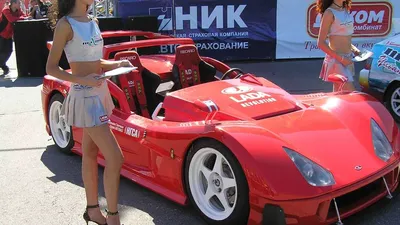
[
  {"left": 185, "top": 139, "right": 249, "bottom": 225},
  {"left": 385, "top": 84, "right": 400, "bottom": 122},
  {"left": 48, "top": 93, "right": 74, "bottom": 154}
]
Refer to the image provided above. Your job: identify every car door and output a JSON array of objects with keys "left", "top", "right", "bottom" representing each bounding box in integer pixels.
[{"left": 107, "top": 84, "right": 152, "bottom": 174}]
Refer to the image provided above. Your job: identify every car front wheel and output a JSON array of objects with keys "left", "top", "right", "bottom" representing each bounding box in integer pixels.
[
  {"left": 185, "top": 139, "right": 249, "bottom": 225},
  {"left": 48, "top": 93, "right": 74, "bottom": 153}
]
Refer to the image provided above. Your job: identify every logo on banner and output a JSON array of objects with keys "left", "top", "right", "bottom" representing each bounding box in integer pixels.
[
  {"left": 307, "top": 2, "right": 392, "bottom": 38},
  {"left": 377, "top": 47, "right": 400, "bottom": 75},
  {"left": 152, "top": 5, "right": 251, "bottom": 53},
  {"left": 149, "top": 5, "right": 248, "bottom": 31},
  {"left": 149, "top": 7, "right": 173, "bottom": 31}
]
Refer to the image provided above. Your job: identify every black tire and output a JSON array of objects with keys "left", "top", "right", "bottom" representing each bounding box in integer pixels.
[
  {"left": 184, "top": 139, "right": 250, "bottom": 225},
  {"left": 48, "top": 93, "right": 74, "bottom": 154},
  {"left": 384, "top": 84, "right": 400, "bottom": 123}
]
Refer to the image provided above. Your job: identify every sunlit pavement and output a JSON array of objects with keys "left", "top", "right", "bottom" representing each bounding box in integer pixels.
[{"left": 1, "top": 50, "right": 399, "bottom": 225}]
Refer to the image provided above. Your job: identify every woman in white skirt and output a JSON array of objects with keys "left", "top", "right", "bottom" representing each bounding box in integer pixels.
[
  {"left": 316, "top": 0, "right": 361, "bottom": 91},
  {"left": 46, "top": 0, "right": 132, "bottom": 224}
]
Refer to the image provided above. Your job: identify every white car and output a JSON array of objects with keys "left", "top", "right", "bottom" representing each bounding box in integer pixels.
[{"left": 359, "top": 34, "right": 400, "bottom": 121}]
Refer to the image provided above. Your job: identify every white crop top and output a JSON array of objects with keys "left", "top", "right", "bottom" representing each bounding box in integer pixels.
[
  {"left": 64, "top": 16, "right": 103, "bottom": 63},
  {"left": 326, "top": 7, "right": 354, "bottom": 36}
]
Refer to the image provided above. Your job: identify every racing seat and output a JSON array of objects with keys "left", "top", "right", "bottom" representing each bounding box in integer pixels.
[
  {"left": 113, "top": 52, "right": 137, "bottom": 113},
  {"left": 114, "top": 51, "right": 161, "bottom": 118},
  {"left": 171, "top": 45, "right": 216, "bottom": 90}
]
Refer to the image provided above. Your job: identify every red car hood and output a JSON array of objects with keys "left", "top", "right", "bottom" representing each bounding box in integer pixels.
[
  {"left": 163, "top": 76, "right": 304, "bottom": 121},
  {"left": 255, "top": 104, "right": 390, "bottom": 186}
]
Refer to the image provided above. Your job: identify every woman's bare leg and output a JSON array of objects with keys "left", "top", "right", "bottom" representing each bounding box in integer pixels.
[
  {"left": 333, "top": 82, "right": 356, "bottom": 92},
  {"left": 86, "top": 124, "right": 124, "bottom": 225},
  {"left": 342, "top": 82, "right": 356, "bottom": 91},
  {"left": 82, "top": 129, "right": 106, "bottom": 224}
]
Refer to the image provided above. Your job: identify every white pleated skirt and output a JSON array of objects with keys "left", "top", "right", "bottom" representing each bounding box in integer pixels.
[
  {"left": 61, "top": 81, "right": 115, "bottom": 128},
  {"left": 319, "top": 52, "right": 355, "bottom": 82}
]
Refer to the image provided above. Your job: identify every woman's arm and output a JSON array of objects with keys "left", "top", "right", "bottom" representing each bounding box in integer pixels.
[
  {"left": 100, "top": 59, "right": 123, "bottom": 71},
  {"left": 100, "top": 59, "right": 133, "bottom": 72},
  {"left": 46, "top": 18, "right": 84, "bottom": 84},
  {"left": 317, "top": 10, "right": 344, "bottom": 62}
]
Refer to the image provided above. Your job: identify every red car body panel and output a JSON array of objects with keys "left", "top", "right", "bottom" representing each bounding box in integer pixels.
[{"left": 41, "top": 31, "right": 400, "bottom": 225}]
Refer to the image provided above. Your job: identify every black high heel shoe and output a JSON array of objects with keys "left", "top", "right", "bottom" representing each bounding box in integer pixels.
[
  {"left": 83, "top": 204, "right": 107, "bottom": 225},
  {"left": 106, "top": 209, "right": 119, "bottom": 216},
  {"left": 106, "top": 209, "right": 123, "bottom": 225}
]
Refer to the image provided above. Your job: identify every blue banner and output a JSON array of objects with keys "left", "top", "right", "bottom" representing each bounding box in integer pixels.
[{"left": 117, "top": 0, "right": 276, "bottom": 61}]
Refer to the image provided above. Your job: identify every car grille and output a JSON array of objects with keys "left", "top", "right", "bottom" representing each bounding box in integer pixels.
[
  {"left": 326, "top": 167, "right": 399, "bottom": 221},
  {"left": 327, "top": 178, "right": 383, "bottom": 219}
]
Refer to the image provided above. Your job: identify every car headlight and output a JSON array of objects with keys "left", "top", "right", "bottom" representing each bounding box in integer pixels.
[
  {"left": 284, "top": 147, "right": 335, "bottom": 187},
  {"left": 371, "top": 119, "right": 393, "bottom": 162}
]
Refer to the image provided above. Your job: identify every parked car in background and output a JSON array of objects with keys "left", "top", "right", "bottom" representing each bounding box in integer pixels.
[{"left": 359, "top": 34, "right": 400, "bottom": 121}]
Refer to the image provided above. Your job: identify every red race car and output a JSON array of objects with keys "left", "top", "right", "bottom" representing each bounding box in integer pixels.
[{"left": 41, "top": 31, "right": 400, "bottom": 225}]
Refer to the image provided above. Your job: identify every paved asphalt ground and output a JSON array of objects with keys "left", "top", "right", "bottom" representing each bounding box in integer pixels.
[{"left": 1, "top": 49, "right": 400, "bottom": 225}]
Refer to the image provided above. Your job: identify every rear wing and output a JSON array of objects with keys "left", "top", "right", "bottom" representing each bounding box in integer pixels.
[
  {"left": 46, "top": 30, "right": 173, "bottom": 51},
  {"left": 103, "top": 38, "right": 195, "bottom": 59}
]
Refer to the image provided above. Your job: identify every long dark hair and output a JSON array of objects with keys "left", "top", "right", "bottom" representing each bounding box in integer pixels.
[
  {"left": 316, "top": 0, "right": 351, "bottom": 14},
  {"left": 48, "top": 0, "right": 90, "bottom": 29}
]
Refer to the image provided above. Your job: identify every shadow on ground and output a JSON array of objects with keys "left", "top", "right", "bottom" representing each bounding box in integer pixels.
[{"left": 40, "top": 144, "right": 207, "bottom": 225}]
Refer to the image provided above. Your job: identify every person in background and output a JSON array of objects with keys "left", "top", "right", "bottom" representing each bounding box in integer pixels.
[
  {"left": 29, "top": 0, "right": 50, "bottom": 19},
  {"left": 0, "top": 0, "right": 30, "bottom": 75},
  {"left": 316, "top": 0, "right": 361, "bottom": 92}
]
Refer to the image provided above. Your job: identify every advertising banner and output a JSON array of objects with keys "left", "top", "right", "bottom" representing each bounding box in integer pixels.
[
  {"left": 117, "top": 0, "right": 277, "bottom": 61},
  {"left": 276, "top": 0, "right": 400, "bottom": 59}
]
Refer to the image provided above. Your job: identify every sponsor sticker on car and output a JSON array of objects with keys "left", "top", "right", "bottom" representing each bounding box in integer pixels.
[
  {"left": 179, "top": 121, "right": 206, "bottom": 127},
  {"left": 307, "top": 1, "right": 392, "bottom": 38},
  {"left": 222, "top": 86, "right": 277, "bottom": 108},
  {"left": 124, "top": 127, "right": 141, "bottom": 138},
  {"left": 109, "top": 121, "right": 124, "bottom": 132},
  {"left": 221, "top": 85, "right": 253, "bottom": 94},
  {"left": 377, "top": 47, "right": 400, "bottom": 75}
]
